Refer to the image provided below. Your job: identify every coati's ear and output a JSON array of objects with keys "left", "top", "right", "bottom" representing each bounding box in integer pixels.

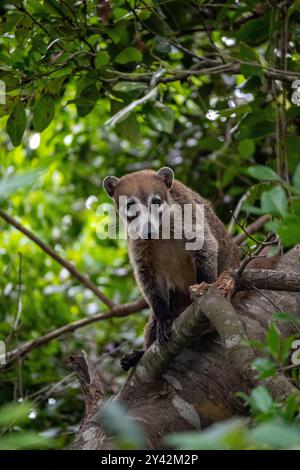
[
  {"left": 103, "top": 176, "right": 120, "bottom": 198},
  {"left": 156, "top": 167, "right": 174, "bottom": 189}
]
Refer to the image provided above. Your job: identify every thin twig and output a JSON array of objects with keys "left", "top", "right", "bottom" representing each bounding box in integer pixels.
[
  {"left": 228, "top": 191, "right": 251, "bottom": 234},
  {"left": 234, "top": 215, "right": 271, "bottom": 245},
  {"left": 231, "top": 213, "right": 276, "bottom": 247},
  {"left": 236, "top": 233, "right": 276, "bottom": 276}
]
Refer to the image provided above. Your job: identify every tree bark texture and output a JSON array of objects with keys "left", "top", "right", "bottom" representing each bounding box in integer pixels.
[{"left": 71, "top": 245, "right": 300, "bottom": 450}]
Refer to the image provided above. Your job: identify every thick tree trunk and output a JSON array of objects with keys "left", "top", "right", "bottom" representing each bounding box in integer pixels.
[{"left": 71, "top": 246, "right": 300, "bottom": 450}]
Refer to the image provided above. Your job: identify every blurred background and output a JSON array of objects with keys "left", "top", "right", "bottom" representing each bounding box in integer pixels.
[{"left": 0, "top": 0, "right": 300, "bottom": 449}]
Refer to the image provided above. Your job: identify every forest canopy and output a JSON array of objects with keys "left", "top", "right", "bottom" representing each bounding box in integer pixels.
[{"left": 0, "top": 0, "right": 300, "bottom": 450}]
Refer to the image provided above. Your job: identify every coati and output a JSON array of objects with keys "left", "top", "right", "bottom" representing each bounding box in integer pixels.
[{"left": 103, "top": 167, "right": 240, "bottom": 369}]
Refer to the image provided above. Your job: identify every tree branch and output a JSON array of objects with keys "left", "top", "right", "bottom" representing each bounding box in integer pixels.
[
  {"left": 233, "top": 268, "right": 300, "bottom": 292},
  {"left": 120, "top": 279, "right": 300, "bottom": 405},
  {"left": 2, "top": 298, "right": 146, "bottom": 369},
  {"left": 0, "top": 209, "right": 115, "bottom": 309},
  {"left": 3, "top": 265, "right": 300, "bottom": 370},
  {"left": 69, "top": 350, "right": 104, "bottom": 418},
  {"left": 120, "top": 303, "right": 212, "bottom": 392}
]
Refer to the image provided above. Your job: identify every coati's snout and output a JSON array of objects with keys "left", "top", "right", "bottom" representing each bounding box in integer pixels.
[{"left": 103, "top": 167, "right": 174, "bottom": 240}]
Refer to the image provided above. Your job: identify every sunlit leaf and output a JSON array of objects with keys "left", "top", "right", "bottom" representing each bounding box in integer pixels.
[{"left": 115, "top": 47, "right": 143, "bottom": 64}]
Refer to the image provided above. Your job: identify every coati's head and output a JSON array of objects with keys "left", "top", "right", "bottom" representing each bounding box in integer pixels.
[{"left": 103, "top": 167, "right": 174, "bottom": 240}]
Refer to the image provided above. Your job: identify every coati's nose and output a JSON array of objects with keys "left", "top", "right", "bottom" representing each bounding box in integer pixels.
[{"left": 142, "top": 223, "right": 157, "bottom": 239}]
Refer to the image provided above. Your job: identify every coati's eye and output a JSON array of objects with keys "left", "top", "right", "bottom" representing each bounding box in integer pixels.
[
  {"left": 127, "top": 200, "right": 135, "bottom": 211},
  {"left": 151, "top": 197, "right": 161, "bottom": 206}
]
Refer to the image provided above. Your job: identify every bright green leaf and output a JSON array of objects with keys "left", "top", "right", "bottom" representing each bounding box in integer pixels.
[
  {"left": 252, "top": 358, "right": 277, "bottom": 379},
  {"left": 277, "top": 214, "right": 300, "bottom": 246},
  {"left": 266, "top": 324, "right": 281, "bottom": 359},
  {"left": 249, "top": 386, "right": 273, "bottom": 414},
  {"left": 250, "top": 419, "right": 300, "bottom": 449},
  {"left": 248, "top": 165, "right": 280, "bottom": 182},
  {"left": 261, "top": 186, "right": 288, "bottom": 217},
  {"left": 115, "top": 47, "right": 143, "bottom": 64},
  {"left": 95, "top": 51, "right": 110, "bottom": 68}
]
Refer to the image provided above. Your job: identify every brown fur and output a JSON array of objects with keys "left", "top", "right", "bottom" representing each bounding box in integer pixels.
[{"left": 104, "top": 168, "right": 240, "bottom": 367}]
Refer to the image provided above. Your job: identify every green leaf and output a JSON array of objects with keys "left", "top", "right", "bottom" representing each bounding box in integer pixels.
[
  {"left": 249, "top": 386, "right": 273, "bottom": 414},
  {"left": 95, "top": 51, "right": 110, "bottom": 68},
  {"left": 6, "top": 102, "right": 26, "bottom": 146},
  {"left": 112, "top": 81, "right": 147, "bottom": 93},
  {"left": 239, "top": 43, "right": 259, "bottom": 61},
  {"left": 252, "top": 358, "right": 277, "bottom": 379},
  {"left": 32, "top": 95, "right": 55, "bottom": 132},
  {"left": 0, "top": 167, "right": 46, "bottom": 198},
  {"left": 273, "top": 311, "right": 300, "bottom": 326},
  {"left": 111, "top": 99, "right": 140, "bottom": 140},
  {"left": 292, "top": 163, "right": 300, "bottom": 189},
  {"left": 153, "top": 35, "right": 171, "bottom": 54},
  {"left": 266, "top": 324, "right": 281, "bottom": 358},
  {"left": 0, "top": 432, "right": 50, "bottom": 450},
  {"left": 238, "top": 139, "right": 255, "bottom": 158},
  {"left": 100, "top": 401, "right": 145, "bottom": 449},
  {"left": 143, "top": 102, "right": 174, "bottom": 134},
  {"left": 249, "top": 419, "right": 300, "bottom": 449},
  {"left": 0, "top": 402, "right": 32, "bottom": 428},
  {"left": 166, "top": 419, "right": 247, "bottom": 450},
  {"left": 248, "top": 165, "right": 280, "bottom": 182},
  {"left": 280, "top": 335, "right": 295, "bottom": 363},
  {"left": 240, "top": 64, "right": 264, "bottom": 79},
  {"left": 277, "top": 214, "right": 300, "bottom": 246},
  {"left": 76, "top": 84, "right": 99, "bottom": 117},
  {"left": 261, "top": 186, "right": 288, "bottom": 217},
  {"left": 237, "top": 17, "right": 270, "bottom": 45},
  {"left": 115, "top": 47, "right": 143, "bottom": 64},
  {"left": 218, "top": 104, "right": 251, "bottom": 117},
  {"left": 198, "top": 137, "right": 222, "bottom": 151},
  {"left": 282, "top": 394, "right": 300, "bottom": 421},
  {"left": 113, "top": 7, "right": 132, "bottom": 22},
  {"left": 238, "top": 120, "right": 275, "bottom": 140}
]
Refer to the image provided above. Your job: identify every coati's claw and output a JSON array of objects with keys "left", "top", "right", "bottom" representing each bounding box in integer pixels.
[
  {"left": 157, "top": 320, "right": 172, "bottom": 345},
  {"left": 120, "top": 350, "right": 144, "bottom": 371}
]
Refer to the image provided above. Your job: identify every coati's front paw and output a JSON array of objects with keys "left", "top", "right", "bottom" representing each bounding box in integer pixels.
[
  {"left": 120, "top": 350, "right": 144, "bottom": 371},
  {"left": 157, "top": 319, "right": 173, "bottom": 345}
]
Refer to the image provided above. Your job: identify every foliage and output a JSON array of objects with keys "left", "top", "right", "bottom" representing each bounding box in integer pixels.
[
  {"left": 0, "top": 401, "right": 52, "bottom": 449},
  {"left": 0, "top": 0, "right": 300, "bottom": 449}
]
